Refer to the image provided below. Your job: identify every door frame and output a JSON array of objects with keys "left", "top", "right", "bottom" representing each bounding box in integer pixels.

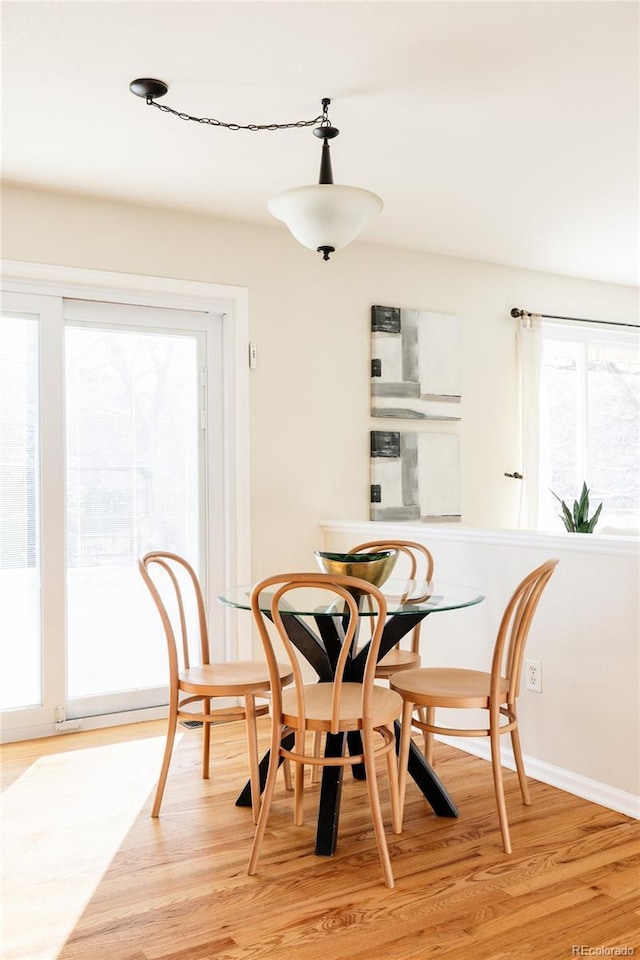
[{"left": 0, "top": 260, "right": 252, "bottom": 741}]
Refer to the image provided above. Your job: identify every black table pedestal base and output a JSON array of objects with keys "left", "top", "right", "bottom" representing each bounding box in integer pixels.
[
  {"left": 236, "top": 723, "right": 458, "bottom": 860},
  {"left": 315, "top": 733, "right": 346, "bottom": 856},
  {"left": 395, "top": 721, "right": 458, "bottom": 817},
  {"left": 312, "top": 723, "right": 458, "bottom": 856},
  {"left": 235, "top": 732, "right": 295, "bottom": 809}
]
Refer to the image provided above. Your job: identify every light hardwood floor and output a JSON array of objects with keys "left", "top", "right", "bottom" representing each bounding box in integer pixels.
[{"left": 1, "top": 719, "right": 638, "bottom": 960}]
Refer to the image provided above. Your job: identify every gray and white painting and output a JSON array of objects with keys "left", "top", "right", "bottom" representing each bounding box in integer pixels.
[
  {"left": 370, "top": 430, "right": 461, "bottom": 523},
  {"left": 371, "top": 305, "right": 461, "bottom": 420}
]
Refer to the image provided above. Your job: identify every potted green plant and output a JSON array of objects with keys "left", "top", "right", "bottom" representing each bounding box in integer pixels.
[{"left": 551, "top": 482, "right": 603, "bottom": 533}]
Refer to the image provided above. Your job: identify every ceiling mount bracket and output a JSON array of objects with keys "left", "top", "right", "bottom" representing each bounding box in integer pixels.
[
  {"left": 129, "top": 78, "right": 169, "bottom": 102},
  {"left": 313, "top": 98, "right": 339, "bottom": 141}
]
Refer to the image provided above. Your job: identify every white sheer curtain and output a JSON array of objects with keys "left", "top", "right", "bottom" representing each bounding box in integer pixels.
[{"left": 517, "top": 314, "right": 543, "bottom": 529}]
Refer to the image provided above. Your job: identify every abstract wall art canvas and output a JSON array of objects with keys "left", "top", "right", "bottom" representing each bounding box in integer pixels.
[
  {"left": 371, "top": 304, "right": 461, "bottom": 420},
  {"left": 370, "top": 429, "right": 461, "bottom": 523}
]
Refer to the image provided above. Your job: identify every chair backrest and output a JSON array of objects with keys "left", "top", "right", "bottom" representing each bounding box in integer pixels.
[
  {"left": 350, "top": 539, "right": 434, "bottom": 651},
  {"left": 250, "top": 573, "right": 388, "bottom": 735},
  {"left": 139, "top": 552, "right": 210, "bottom": 683},
  {"left": 492, "top": 558, "right": 559, "bottom": 702},
  {"left": 349, "top": 539, "right": 435, "bottom": 582}
]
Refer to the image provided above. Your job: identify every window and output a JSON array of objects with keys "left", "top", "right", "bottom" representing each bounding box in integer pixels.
[{"left": 537, "top": 322, "right": 640, "bottom": 534}]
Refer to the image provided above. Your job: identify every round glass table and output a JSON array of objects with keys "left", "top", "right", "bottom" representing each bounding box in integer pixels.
[
  {"left": 218, "top": 577, "right": 484, "bottom": 855},
  {"left": 220, "top": 578, "right": 483, "bottom": 617}
]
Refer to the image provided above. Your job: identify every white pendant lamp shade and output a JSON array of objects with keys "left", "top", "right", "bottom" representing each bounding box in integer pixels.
[{"left": 268, "top": 184, "right": 383, "bottom": 254}]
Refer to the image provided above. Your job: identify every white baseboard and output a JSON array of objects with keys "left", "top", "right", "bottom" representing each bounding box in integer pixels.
[
  {"left": 0, "top": 697, "right": 247, "bottom": 744},
  {"left": 436, "top": 735, "right": 640, "bottom": 820},
  {"left": 0, "top": 705, "right": 169, "bottom": 744}
]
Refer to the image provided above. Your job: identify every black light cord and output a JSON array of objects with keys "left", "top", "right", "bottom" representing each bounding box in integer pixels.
[
  {"left": 130, "top": 78, "right": 326, "bottom": 132},
  {"left": 149, "top": 99, "right": 324, "bottom": 131}
]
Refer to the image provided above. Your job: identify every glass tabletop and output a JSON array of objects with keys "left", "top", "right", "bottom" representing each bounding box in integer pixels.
[{"left": 218, "top": 578, "right": 484, "bottom": 616}]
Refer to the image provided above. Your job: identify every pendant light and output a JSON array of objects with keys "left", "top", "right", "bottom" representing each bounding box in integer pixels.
[
  {"left": 130, "top": 83, "right": 382, "bottom": 260},
  {"left": 268, "top": 99, "right": 382, "bottom": 260}
]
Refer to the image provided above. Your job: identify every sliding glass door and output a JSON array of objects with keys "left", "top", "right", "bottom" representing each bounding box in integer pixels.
[{"left": 1, "top": 292, "right": 225, "bottom": 736}]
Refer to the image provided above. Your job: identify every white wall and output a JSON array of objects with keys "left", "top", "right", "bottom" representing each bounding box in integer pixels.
[{"left": 3, "top": 183, "right": 638, "bottom": 808}]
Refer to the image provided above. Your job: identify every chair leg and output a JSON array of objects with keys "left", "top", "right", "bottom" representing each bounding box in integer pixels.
[
  {"left": 384, "top": 725, "right": 402, "bottom": 835},
  {"left": 293, "top": 730, "right": 305, "bottom": 826},
  {"left": 510, "top": 722, "right": 531, "bottom": 805},
  {"left": 397, "top": 699, "right": 415, "bottom": 830},
  {"left": 489, "top": 721, "right": 512, "bottom": 854},
  {"left": 424, "top": 706, "right": 435, "bottom": 764},
  {"left": 362, "top": 724, "right": 394, "bottom": 888},
  {"left": 248, "top": 723, "right": 284, "bottom": 877},
  {"left": 311, "top": 730, "right": 323, "bottom": 783},
  {"left": 282, "top": 757, "right": 293, "bottom": 791},
  {"left": 416, "top": 706, "right": 427, "bottom": 747},
  {"left": 151, "top": 708, "right": 179, "bottom": 818},
  {"left": 244, "top": 694, "right": 261, "bottom": 824},
  {"left": 202, "top": 698, "right": 211, "bottom": 779}
]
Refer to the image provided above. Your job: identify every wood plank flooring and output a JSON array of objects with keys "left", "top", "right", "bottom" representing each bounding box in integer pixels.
[{"left": 1, "top": 719, "right": 638, "bottom": 960}]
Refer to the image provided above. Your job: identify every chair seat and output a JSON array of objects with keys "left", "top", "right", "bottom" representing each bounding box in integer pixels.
[
  {"left": 180, "top": 660, "right": 293, "bottom": 696},
  {"left": 390, "top": 667, "right": 509, "bottom": 708},
  {"left": 375, "top": 647, "right": 421, "bottom": 678},
  {"left": 282, "top": 682, "right": 402, "bottom": 732}
]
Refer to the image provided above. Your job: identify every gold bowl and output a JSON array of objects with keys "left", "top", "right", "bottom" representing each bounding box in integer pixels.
[{"left": 314, "top": 550, "right": 398, "bottom": 588}]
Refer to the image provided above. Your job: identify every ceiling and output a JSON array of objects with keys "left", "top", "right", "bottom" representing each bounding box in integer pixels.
[{"left": 2, "top": 1, "right": 638, "bottom": 286}]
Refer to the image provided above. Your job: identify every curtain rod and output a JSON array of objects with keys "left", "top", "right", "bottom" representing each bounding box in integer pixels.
[{"left": 510, "top": 308, "right": 638, "bottom": 330}]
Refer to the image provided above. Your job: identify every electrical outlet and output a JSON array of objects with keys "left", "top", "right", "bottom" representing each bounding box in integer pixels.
[{"left": 525, "top": 658, "right": 542, "bottom": 693}]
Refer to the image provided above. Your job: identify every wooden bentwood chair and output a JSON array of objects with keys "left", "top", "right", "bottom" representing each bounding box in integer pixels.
[
  {"left": 349, "top": 539, "right": 435, "bottom": 678},
  {"left": 139, "top": 552, "right": 293, "bottom": 822},
  {"left": 391, "top": 558, "right": 559, "bottom": 854},
  {"left": 248, "top": 573, "right": 403, "bottom": 888}
]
